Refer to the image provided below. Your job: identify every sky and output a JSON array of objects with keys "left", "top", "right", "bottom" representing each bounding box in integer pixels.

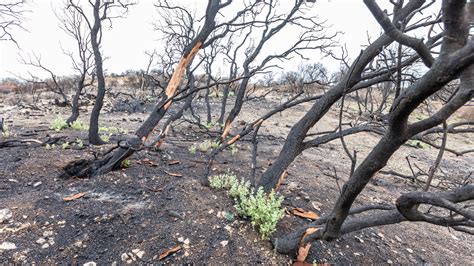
[{"left": 0, "top": 0, "right": 439, "bottom": 80}]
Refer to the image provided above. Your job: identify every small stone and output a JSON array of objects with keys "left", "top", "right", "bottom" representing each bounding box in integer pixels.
[
  {"left": 57, "top": 220, "right": 66, "bottom": 225},
  {"left": 394, "top": 236, "right": 402, "bottom": 242},
  {"left": 41, "top": 243, "right": 50, "bottom": 249},
  {"left": 208, "top": 209, "right": 214, "bottom": 214},
  {"left": 121, "top": 253, "right": 130, "bottom": 261},
  {"left": 220, "top": 240, "right": 229, "bottom": 247},
  {"left": 286, "top": 182, "right": 298, "bottom": 191},
  {"left": 355, "top": 236, "right": 364, "bottom": 243},
  {"left": 177, "top": 237, "right": 185, "bottom": 243},
  {"left": 74, "top": 241, "right": 83, "bottom": 248},
  {"left": 406, "top": 248, "right": 413, "bottom": 254},
  {"left": 299, "top": 191, "right": 311, "bottom": 201},
  {"left": 43, "top": 230, "right": 54, "bottom": 237},
  {"left": 387, "top": 260, "right": 393, "bottom": 264},
  {"left": 183, "top": 238, "right": 190, "bottom": 245},
  {"left": 132, "top": 249, "right": 145, "bottom": 259},
  {"left": 0, "top": 208, "right": 12, "bottom": 223},
  {"left": 33, "top": 181, "right": 42, "bottom": 188},
  {"left": 353, "top": 252, "right": 362, "bottom": 256},
  {"left": 12, "top": 251, "right": 27, "bottom": 262},
  {"left": 83, "top": 262, "right": 96, "bottom": 266},
  {"left": 311, "top": 201, "right": 322, "bottom": 211},
  {"left": 377, "top": 233, "right": 385, "bottom": 239},
  {"left": 0, "top": 242, "right": 17, "bottom": 250},
  {"left": 36, "top": 238, "right": 47, "bottom": 244}
]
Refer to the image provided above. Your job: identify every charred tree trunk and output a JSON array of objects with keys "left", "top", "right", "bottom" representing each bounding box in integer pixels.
[
  {"left": 218, "top": 82, "right": 230, "bottom": 125},
  {"left": 88, "top": 0, "right": 106, "bottom": 145},
  {"left": 222, "top": 76, "right": 250, "bottom": 139},
  {"left": 66, "top": 74, "right": 86, "bottom": 125},
  {"left": 204, "top": 77, "right": 212, "bottom": 124}
]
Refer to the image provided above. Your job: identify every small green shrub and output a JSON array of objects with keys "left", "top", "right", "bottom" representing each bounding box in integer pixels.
[
  {"left": 61, "top": 142, "right": 70, "bottom": 149},
  {"left": 75, "top": 138, "right": 84, "bottom": 149},
  {"left": 99, "top": 126, "right": 125, "bottom": 134},
  {"left": 229, "top": 143, "right": 239, "bottom": 155},
  {"left": 51, "top": 116, "right": 68, "bottom": 131},
  {"left": 203, "top": 122, "right": 214, "bottom": 129},
  {"left": 209, "top": 173, "right": 238, "bottom": 190},
  {"left": 188, "top": 144, "right": 197, "bottom": 155},
  {"left": 228, "top": 179, "right": 251, "bottom": 199},
  {"left": 1, "top": 124, "right": 11, "bottom": 138},
  {"left": 101, "top": 134, "right": 111, "bottom": 143},
  {"left": 406, "top": 139, "right": 430, "bottom": 149},
  {"left": 70, "top": 120, "right": 88, "bottom": 131},
  {"left": 235, "top": 187, "right": 284, "bottom": 239},
  {"left": 199, "top": 139, "right": 220, "bottom": 152},
  {"left": 224, "top": 211, "right": 235, "bottom": 222},
  {"left": 121, "top": 159, "right": 131, "bottom": 168},
  {"left": 208, "top": 173, "right": 284, "bottom": 239}
]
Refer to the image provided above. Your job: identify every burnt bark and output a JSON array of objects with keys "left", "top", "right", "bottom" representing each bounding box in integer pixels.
[{"left": 87, "top": 0, "right": 106, "bottom": 145}]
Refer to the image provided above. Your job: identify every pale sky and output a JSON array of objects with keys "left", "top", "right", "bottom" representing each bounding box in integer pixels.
[{"left": 0, "top": 0, "right": 439, "bottom": 80}]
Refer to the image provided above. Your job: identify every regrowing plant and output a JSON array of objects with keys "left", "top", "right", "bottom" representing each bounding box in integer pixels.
[
  {"left": 235, "top": 187, "right": 284, "bottom": 239},
  {"left": 70, "top": 120, "right": 88, "bottom": 131},
  {"left": 188, "top": 144, "right": 197, "bottom": 155},
  {"left": 209, "top": 172, "right": 238, "bottom": 190},
  {"left": 75, "top": 138, "right": 84, "bottom": 149},
  {"left": 100, "top": 134, "right": 111, "bottom": 143},
  {"left": 209, "top": 173, "right": 284, "bottom": 239},
  {"left": 51, "top": 116, "right": 68, "bottom": 131},
  {"left": 121, "top": 159, "right": 131, "bottom": 168},
  {"left": 61, "top": 142, "right": 70, "bottom": 149},
  {"left": 199, "top": 139, "right": 220, "bottom": 152},
  {"left": 99, "top": 126, "right": 126, "bottom": 134}
]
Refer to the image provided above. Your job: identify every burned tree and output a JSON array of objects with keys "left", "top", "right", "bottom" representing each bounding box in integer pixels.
[
  {"left": 268, "top": 0, "right": 474, "bottom": 257},
  {"left": 258, "top": 0, "right": 445, "bottom": 191},
  {"left": 56, "top": 2, "right": 96, "bottom": 125},
  {"left": 67, "top": 0, "right": 135, "bottom": 145},
  {"left": 62, "top": 0, "right": 246, "bottom": 177}
]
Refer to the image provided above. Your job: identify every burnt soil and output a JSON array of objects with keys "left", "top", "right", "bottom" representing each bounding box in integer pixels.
[{"left": 0, "top": 92, "right": 473, "bottom": 264}]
